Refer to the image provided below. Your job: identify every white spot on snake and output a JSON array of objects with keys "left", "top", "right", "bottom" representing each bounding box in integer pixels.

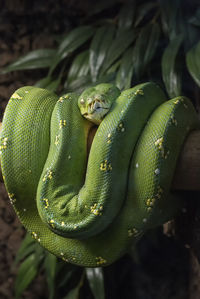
[
  {"left": 11, "top": 92, "right": 23, "bottom": 100},
  {"left": 100, "top": 160, "right": 112, "bottom": 171},
  {"left": 42, "top": 198, "right": 49, "bottom": 209},
  {"left": 170, "top": 116, "right": 178, "bottom": 126},
  {"left": 118, "top": 122, "right": 125, "bottom": 132},
  {"left": 31, "top": 232, "right": 38, "bottom": 240},
  {"left": 128, "top": 227, "right": 138, "bottom": 237},
  {"left": 55, "top": 135, "right": 60, "bottom": 146},
  {"left": 174, "top": 99, "right": 180, "bottom": 105},
  {"left": 43, "top": 169, "right": 53, "bottom": 181},
  {"left": 68, "top": 155, "right": 71, "bottom": 160},
  {"left": 90, "top": 203, "right": 103, "bottom": 216},
  {"left": 0, "top": 137, "right": 8, "bottom": 152},
  {"left": 8, "top": 193, "right": 16, "bottom": 204},
  {"left": 49, "top": 171, "right": 53, "bottom": 179},
  {"left": 60, "top": 252, "right": 64, "bottom": 256},
  {"left": 155, "top": 168, "right": 160, "bottom": 175},
  {"left": 136, "top": 163, "right": 139, "bottom": 168},
  {"left": 59, "top": 95, "right": 71, "bottom": 102},
  {"left": 134, "top": 89, "right": 144, "bottom": 96},
  {"left": 143, "top": 218, "right": 147, "bottom": 223},
  {"left": 61, "top": 221, "right": 65, "bottom": 226},
  {"left": 58, "top": 97, "right": 64, "bottom": 102},
  {"left": 23, "top": 208, "right": 27, "bottom": 212},
  {"left": 49, "top": 219, "right": 55, "bottom": 228},
  {"left": 155, "top": 137, "right": 163, "bottom": 149},
  {"left": 25, "top": 90, "right": 29, "bottom": 93},
  {"left": 96, "top": 256, "right": 107, "bottom": 266},
  {"left": 107, "top": 133, "right": 112, "bottom": 144},
  {"left": 59, "top": 120, "right": 66, "bottom": 129},
  {"left": 146, "top": 198, "right": 155, "bottom": 207}
]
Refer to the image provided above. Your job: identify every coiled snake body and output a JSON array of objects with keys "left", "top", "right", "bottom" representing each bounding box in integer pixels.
[{"left": 0, "top": 82, "right": 199, "bottom": 267}]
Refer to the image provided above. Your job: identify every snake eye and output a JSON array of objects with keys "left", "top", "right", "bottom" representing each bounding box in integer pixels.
[{"left": 80, "top": 98, "right": 85, "bottom": 105}]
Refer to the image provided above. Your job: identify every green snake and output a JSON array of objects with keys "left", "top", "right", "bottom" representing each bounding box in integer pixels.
[{"left": 0, "top": 82, "right": 199, "bottom": 267}]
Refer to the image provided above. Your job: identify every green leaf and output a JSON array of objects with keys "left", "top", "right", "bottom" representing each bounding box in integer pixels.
[
  {"left": 116, "top": 47, "right": 134, "bottom": 90},
  {"left": 44, "top": 253, "right": 57, "bottom": 299},
  {"left": 86, "top": 268, "right": 105, "bottom": 299},
  {"left": 67, "top": 50, "right": 89, "bottom": 86},
  {"left": 89, "top": 25, "right": 115, "bottom": 81},
  {"left": 63, "top": 286, "right": 80, "bottom": 299},
  {"left": 161, "top": 34, "right": 183, "bottom": 97},
  {"left": 159, "top": 0, "right": 182, "bottom": 39},
  {"left": 49, "top": 26, "right": 95, "bottom": 75},
  {"left": 95, "top": 72, "right": 116, "bottom": 85},
  {"left": 101, "top": 29, "right": 137, "bottom": 74},
  {"left": 35, "top": 77, "right": 53, "bottom": 88},
  {"left": 35, "top": 76, "right": 61, "bottom": 92},
  {"left": 186, "top": 41, "right": 200, "bottom": 87},
  {"left": 133, "top": 23, "right": 160, "bottom": 79},
  {"left": 143, "top": 23, "right": 160, "bottom": 66},
  {"left": 58, "top": 264, "right": 79, "bottom": 289},
  {"left": 15, "top": 233, "right": 35, "bottom": 264},
  {"left": 15, "top": 254, "right": 39, "bottom": 299},
  {"left": 118, "top": 1, "right": 135, "bottom": 31},
  {"left": 189, "top": 8, "right": 200, "bottom": 27},
  {"left": 88, "top": 0, "right": 116, "bottom": 16},
  {"left": 58, "top": 26, "right": 94, "bottom": 58},
  {"left": 67, "top": 75, "right": 92, "bottom": 93},
  {"left": 2, "top": 49, "right": 56, "bottom": 73},
  {"left": 46, "top": 78, "right": 61, "bottom": 92},
  {"left": 106, "top": 60, "right": 121, "bottom": 74},
  {"left": 134, "top": 2, "right": 157, "bottom": 27},
  {"left": 62, "top": 271, "right": 85, "bottom": 299}
]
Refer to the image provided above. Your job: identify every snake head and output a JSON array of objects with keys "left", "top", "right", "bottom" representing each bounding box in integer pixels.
[{"left": 78, "top": 83, "right": 120, "bottom": 125}]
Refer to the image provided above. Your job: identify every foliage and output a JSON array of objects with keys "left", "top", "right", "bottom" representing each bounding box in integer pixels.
[
  {"left": 15, "top": 233, "right": 105, "bottom": 299},
  {"left": 2, "top": 0, "right": 200, "bottom": 298},
  {"left": 2, "top": 0, "right": 200, "bottom": 99}
]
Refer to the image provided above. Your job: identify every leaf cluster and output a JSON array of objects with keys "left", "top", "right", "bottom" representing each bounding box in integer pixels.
[
  {"left": 2, "top": 0, "right": 200, "bottom": 99},
  {"left": 15, "top": 233, "right": 105, "bottom": 299}
]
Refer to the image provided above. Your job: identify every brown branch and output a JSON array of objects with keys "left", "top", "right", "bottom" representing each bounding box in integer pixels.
[
  {"left": 172, "top": 130, "right": 200, "bottom": 190},
  {"left": 0, "top": 123, "right": 200, "bottom": 190}
]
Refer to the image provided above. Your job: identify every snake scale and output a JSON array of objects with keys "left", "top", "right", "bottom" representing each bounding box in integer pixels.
[{"left": 0, "top": 82, "right": 199, "bottom": 267}]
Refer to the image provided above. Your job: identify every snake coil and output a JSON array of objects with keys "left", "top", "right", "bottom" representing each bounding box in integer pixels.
[{"left": 0, "top": 82, "right": 199, "bottom": 267}]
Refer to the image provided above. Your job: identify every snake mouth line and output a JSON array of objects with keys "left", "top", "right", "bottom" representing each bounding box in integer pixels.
[{"left": 83, "top": 107, "right": 109, "bottom": 116}]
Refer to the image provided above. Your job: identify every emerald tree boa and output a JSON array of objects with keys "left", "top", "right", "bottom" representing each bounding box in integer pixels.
[{"left": 0, "top": 82, "right": 198, "bottom": 267}]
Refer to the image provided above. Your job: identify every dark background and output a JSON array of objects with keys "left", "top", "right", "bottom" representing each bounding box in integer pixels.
[{"left": 0, "top": 1, "right": 200, "bottom": 298}]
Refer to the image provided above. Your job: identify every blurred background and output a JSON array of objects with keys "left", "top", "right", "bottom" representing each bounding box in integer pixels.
[{"left": 0, "top": 0, "right": 200, "bottom": 298}]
